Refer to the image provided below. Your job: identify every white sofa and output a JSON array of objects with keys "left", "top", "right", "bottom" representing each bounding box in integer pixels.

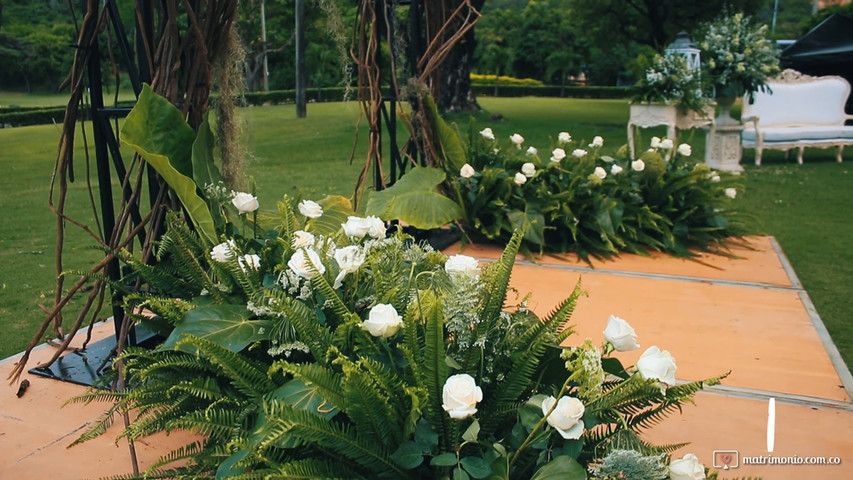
[{"left": 741, "top": 69, "right": 853, "bottom": 165}]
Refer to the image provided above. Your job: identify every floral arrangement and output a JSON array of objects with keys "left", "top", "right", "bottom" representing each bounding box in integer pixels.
[
  {"left": 450, "top": 127, "right": 748, "bottom": 260},
  {"left": 699, "top": 11, "right": 780, "bottom": 99},
  {"left": 63, "top": 87, "right": 731, "bottom": 480},
  {"left": 72, "top": 190, "right": 724, "bottom": 479},
  {"left": 632, "top": 53, "right": 710, "bottom": 113}
]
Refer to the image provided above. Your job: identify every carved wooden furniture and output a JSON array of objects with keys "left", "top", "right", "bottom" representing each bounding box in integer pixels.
[
  {"left": 627, "top": 103, "right": 715, "bottom": 158},
  {"left": 742, "top": 69, "right": 853, "bottom": 165}
]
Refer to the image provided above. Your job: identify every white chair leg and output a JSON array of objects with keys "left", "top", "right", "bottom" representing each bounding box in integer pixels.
[
  {"left": 838, "top": 145, "right": 844, "bottom": 163},
  {"left": 755, "top": 147, "right": 763, "bottom": 166},
  {"left": 797, "top": 146, "right": 805, "bottom": 164}
]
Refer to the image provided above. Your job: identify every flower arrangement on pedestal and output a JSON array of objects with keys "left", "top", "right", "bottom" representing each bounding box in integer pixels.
[
  {"left": 68, "top": 87, "right": 729, "bottom": 480},
  {"left": 632, "top": 53, "right": 710, "bottom": 114},
  {"left": 699, "top": 11, "right": 780, "bottom": 114},
  {"left": 449, "top": 128, "right": 749, "bottom": 260}
]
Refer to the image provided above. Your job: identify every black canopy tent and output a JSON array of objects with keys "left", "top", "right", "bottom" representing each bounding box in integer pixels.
[{"left": 781, "top": 13, "right": 853, "bottom": 112}]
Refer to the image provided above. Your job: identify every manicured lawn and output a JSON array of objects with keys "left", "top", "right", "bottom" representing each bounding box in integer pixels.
[{"left": 1, "top": 96, "right": 850, "bottom": 375}]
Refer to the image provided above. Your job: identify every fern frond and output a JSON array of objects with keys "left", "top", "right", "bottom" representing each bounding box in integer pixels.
[
  {"left": 265, "top": 459, "right": 368, "bottom": 479},
  {"left": 167, "top": 408, "right": 242, "bottom": 441},
  {"left": 337, "top": 357, "right": 403, "bottom": 450},
  {"left": 175, "top": 335, "right": 273, "bottom": 399},
  {"left": 143, "top": 440, "right": 207, "bottom": 474},
  {"left": 480, "top": 230, "right": 523, "bottom": 322},
  {"left": 266, "top": 289, "right": 334, "bottom": 358}
]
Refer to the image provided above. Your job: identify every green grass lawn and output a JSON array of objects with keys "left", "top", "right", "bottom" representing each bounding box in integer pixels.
[{"left": 1, "top": 96, "right": 850, "bottom": 376}]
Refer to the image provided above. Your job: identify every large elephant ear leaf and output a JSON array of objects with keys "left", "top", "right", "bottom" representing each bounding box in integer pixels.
[
  {"left": 425, "top": 95, "right": 466, "bottom": 171},
  {"left": 159, "top": 305, "right": 270, "bottom": 353},
  {"left": 308, "top": 195, "right": 356, "bottom": 236},
  {"left": 121, "top": 84, "right": 218, "bottom": 245},
  {"left": 365, "top": 167, "right": 462, "bottom": 230}
]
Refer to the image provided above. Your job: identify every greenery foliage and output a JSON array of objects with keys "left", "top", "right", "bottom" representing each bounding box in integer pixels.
[
  {"left": 67, "top": 91, "right": 725, "bottom": 479},
  {"left": 632, "top": 53, "right": 710, "bottom": 113},
  {"left": 447, "top": 126, "right": 750, "bottom": 260}
]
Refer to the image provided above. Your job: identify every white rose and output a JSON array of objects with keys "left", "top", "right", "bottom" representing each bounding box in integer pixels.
[
  {"left": 558, "top": 131, "right": 572, "bottom": 144},
  {"left": 460, "top": 163, "right": 476, "bottom": 179},
  {"left": 342, "top": 216, "right": 371, "bottom": 238},
  {"left": 526, "top": 146, "right": 538, "bottom": 156},
  {"left": 361, "top": 303, "right": 403, "bottom": 338},
  {"left": 365, "top": 215, "right": 386, "bottom": 239},
  {"left": 593, "top": 166, "right": 607, "bottom": 180},
  {"left": 521, "top": 162, "right": 536, "bottom": 177},
  {"left": 611, "top": 164, "right": 623, "bottom": 175},
  {"left": 631, "top": 159, "right": 646, "bottom": 172},
  {"left": 589, "top": 136, "right": 604, "bottom": 148},
  {"left": 445, "top": 254, "right": 480, "bottom": 280},
  {"left": 669, "top": 453, "right": 706, "bottom": 480},
  {"left": 650, "top": 136, "right": 662, "bottom": 148},
  {"left": 678, "top": 143, "right": 692, "bottom": 156},
  {"left": 442, "top": 373, "right": 483, "bottom": 420},
  {"left": 231, "top": 192, "right": 259, "bottom": 214},
  {"left": 514, "top": 172, "right": 527, "bottom": 185},
  {"left": 510, "top": 133, "right": 525, "bottom": 147},
  {"left": 660, "top": 138, "right": 674, "bottom": 150},
  {"left": 636, "top": 346, "right": 677, "bottom": 386},
  {"left": 541, "top": 395, "right": 585, "bottom": 439},
  {"left": 479, "top": 127, "right": 495, "bottom": 140},
  {"left": 550, "top": 148, "right": 567, "bottom": 162},
  {"left": 210, "top": 240, "right": 235, "bottom": 263},
  {"left": 725, "top": 188, "right": 737, "bottom": 199},
  {"left": 298, "top": 199, "right": 324, "bottom": 218},
  {"left": 334, "top": 245, "right": 365, "bottom": 273},
  {"left": 603, "top": 315, "right": 639, "bottom": 351},
  {"left": 292, "top": 230, "right": 315, "bottom": 249},
  {"left": 287, "top": 248, "right": 326, "bottom": 279},
  {"left": 238, "top": 254, "right": 261, "bottom": 272},
  {"left": 572, "top": 149, "right": 587, "bottom": 158},
  {"left": 710, "top": 174, "right": 721, "bottom": 182}
]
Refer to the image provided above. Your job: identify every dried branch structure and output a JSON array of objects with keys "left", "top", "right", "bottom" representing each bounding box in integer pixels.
[{"left": 8, "top": 0, "right": 240, "bottom": 383}]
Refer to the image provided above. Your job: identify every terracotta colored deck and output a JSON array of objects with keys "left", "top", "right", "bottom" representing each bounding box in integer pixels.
[{"left": 2, "top": 236, "right": 851, "bottom": 479}]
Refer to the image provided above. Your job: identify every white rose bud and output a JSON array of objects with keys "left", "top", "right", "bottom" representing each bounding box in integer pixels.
[
  {"left": 442, "top": 374, "right": 483, "bottom": 420},
  {"left": 603, "top": 315, "right": 639, "bottom": 351},
  {"left": 650, "top": 136, "right": 662, "bottom": 148},
  {"left": 611, "top": 164, "right": 624, "bottom": 175},
  {"left": 514, "top": 172, "right": 527, "bottom": 185},
  {"left": 298, "top": 199, "right": 324, "bottom": 218},
  {"left": 238, "top": 254, "right": 261, "bottom": 272},
  {"left": 510, "top": 133, "right": 524, "bottom": 148},
  {"left": 558, "top": 131, "right": 572, "bottom": 144},
  {"left": 636, "top": 346, "right": 677, "bottom": 386},
  {"left": 593, "top": 166, "right": 607, "bottom": 180},
  {"left": 631, "top": 159, "right": 646, "bottom": 172},
  {"left": 479, "top": 127, "right": 495, "bottom": 140},
  {"left": 287, "top": 248, "right": 326, "bottom": 279},
  {"left": 526, "top": 146, "right": 538, "bottom": 156},
  {"left": 725, "top": 188, "right": 737, "bottom": 199},
  {"left": 210, "top": 240, "right": 235, "bottom": 263},
  {"left": 572, "top": 149, "right": 588, "bottom": 158},
  {"left": 541, "top": 395, "right": 585, "bottom": 439},
  {"left": 590, "top": 136, "right": 604, "bottom": 148},
  {"left": 231, "top": 192, "right": 259, "bottom": 214},
  {"left": 292, "top": 230, "right": 315, "bottom": 249},
  {"left": 521, "top": 162, "right": 536, "bottom": 177},
  {"left": 660, "top": 138, "right": 674, "bottom": 150},
  {"left": 361, "top": 303, "right": 403, "bottom": 338},
  {"left": 460, "top": 163, "right": 476, "bottom": 179},
  {"left": 342, "top": 216, "right": 371, "bottom": 238},
  {"left": 710, "top": 174, "right": 721, "bottom": 182},
  {"left": 445, "top": 254, "right": 480, "bottom": 280},
  {"left": 669, "top": 453, "right": 706, "bottom": 480},
  {"left": 550, "top": 148, "right": 567, "bottom": 163},
  {"left": 678, "top": 143, "right": 692, "bottom": 156},
  {"left": 365, "top": 215, "right": 386, "bottom": 239}
]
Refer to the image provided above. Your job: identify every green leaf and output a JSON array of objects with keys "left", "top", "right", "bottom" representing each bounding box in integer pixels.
[
  {"left": 461, "top": 456, "right": 492, "bottom": 479},
  {"left": 602, "top": 357, "right": 630, "bottom": 379},
  {"left": 308, "top": 195, "right": 356, "bottom": 236},
  {"left": 414, "top": 418, "right": 439, "bottom": 451},
  {"left": 191, "top": 112, "right": 225, "bottom": 192},
  {"left": 271, "top": 377, "right": 339, "bottom": 419},
  {"left": 390, "top": 441, "right": 425, "bottom": 469},
  {"left": 508, "top": 209, "right": 545, "bottom": 246},
  {"left": 121, "top": 84, "right": 217, "bottom": 245},
  {"left": 365, "top": 167, "right": 463, "bottom": 229},
  {"left": 215, "top": 449, "right": 248, "bottom": 479},
  {"left": 454, "top": 466, "right": 471, "bottom": 480},
  {"left": 529, "top": 456, "right": 586, "bottom": 480},
  {"left": 159, "top": 305, "right": 270, "bottom": 352},
  {"left": 520, "top": 396, "right": 545, "bottom": 431},
  {"left": 462, "top": 418, "right": 480, "bottom": 443},
  {"left": 431, "top": 452, "right": 459, "bottom": 467},
  {"left": 425, "top": 95, "right": 467, "bottom": 171}
]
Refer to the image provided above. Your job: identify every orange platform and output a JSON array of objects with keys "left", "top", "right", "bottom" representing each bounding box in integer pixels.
[{"left": 2, "top": 236, "right": 851, "bottom": 479}]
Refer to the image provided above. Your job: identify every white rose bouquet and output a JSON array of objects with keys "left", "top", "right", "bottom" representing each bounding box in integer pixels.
[{"left": 632, "top": 52, "right": 710, "bottom": 113}]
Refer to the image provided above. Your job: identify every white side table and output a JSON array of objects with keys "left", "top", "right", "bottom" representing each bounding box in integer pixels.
[
  {"left": 704, "top": 123, "right": 744, "bottom": 171},
  {"left": 627, "top": 103, "right": 715, "bottom": 158}
]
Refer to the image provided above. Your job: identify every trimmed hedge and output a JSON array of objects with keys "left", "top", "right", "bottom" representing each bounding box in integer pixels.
[
  {"left": 0, "top": 107, "right": 68, "bottom": 127},
  {"left": 239, "top": 87, "right": 350, "bottom": 106},
  {"left": 472, "top": 85, "right": 635, "bottom": 99}
]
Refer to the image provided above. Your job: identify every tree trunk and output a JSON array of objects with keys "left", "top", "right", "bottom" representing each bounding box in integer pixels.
[{"left": 428, "top": 0, "right": 485, "bottom": 113}]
